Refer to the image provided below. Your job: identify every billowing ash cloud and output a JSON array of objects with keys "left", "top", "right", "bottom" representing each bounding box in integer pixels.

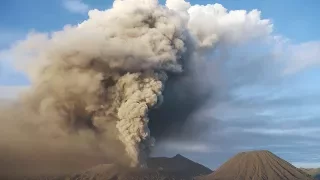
[{"left": 0, "top": 0, "right": 274, "bottom": 176}]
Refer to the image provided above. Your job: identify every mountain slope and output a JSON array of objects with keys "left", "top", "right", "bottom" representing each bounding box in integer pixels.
[
  {"left": 147, "top": 154, "right": 212, "bottom": 177},
  {"left": 61, "top": 164, "right": 194, "bottom": 180},
  {"left": 64, "top": 154, "right": 213, "bottom": 180},
  {"left": 204, "top": 150, "right": 314, "bottom": 180},
  {"left": 15, "top": 154, "right": 211, "bottom": 180},
  {"left": 301, "top": 168, "right": 320, "bottom": 180}
]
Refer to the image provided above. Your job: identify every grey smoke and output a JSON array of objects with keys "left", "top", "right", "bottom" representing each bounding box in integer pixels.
[{"left": 0, "top": 0, "right": 274, "bottom": 177}]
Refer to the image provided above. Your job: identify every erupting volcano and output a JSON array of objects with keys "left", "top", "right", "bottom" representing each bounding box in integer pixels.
[{"left": 0, "top": 0, "right": 278, "bottom": 179}]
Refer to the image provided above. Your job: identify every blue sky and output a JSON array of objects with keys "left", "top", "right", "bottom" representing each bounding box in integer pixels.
[{"left": 1, "top": 0, "right": 320, "bottom": 169}]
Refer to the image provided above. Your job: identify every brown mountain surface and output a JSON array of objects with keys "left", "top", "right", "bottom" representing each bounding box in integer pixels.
[
  {"left": 58, "top": 154, "right": 212, "bottom": 180},
  {"left": 147, "top": 154, "right": 212, "bottom": 177},
  {"left": 5, "top": 151, "right": 314, "bottom": 180},
  {"left": 56, "top": 164, "right": 194, "bottom": 180},
  {"left": 10, "top": 154, "right": 211, "bottom": 180},
  {"left": 204, "top": 150, "right": 314, "bottom": 180},
  {"left": 301, "top": 168, "right": 320, "bottom": 176},
  {"left": 300, "top": 168, "right": 320, "bottom": 180}
]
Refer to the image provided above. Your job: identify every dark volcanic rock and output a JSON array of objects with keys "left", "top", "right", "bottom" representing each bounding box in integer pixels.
[
  {"left": 59, "top": 164, "right": 196, "bottom": 180},
  {"left": 63, "top": 154, "right": 212, "bottom": 180},
  {"left": 147, "top": 154, "right": 212, "bottom": 177},
  {"left": 203, "top": 150, "right": 314, "bottom": 180},
  {"left": 16, "top": 154, "right": 211, "bottom": 180}
]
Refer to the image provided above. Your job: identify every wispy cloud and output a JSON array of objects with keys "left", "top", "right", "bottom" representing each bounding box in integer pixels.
[
  {"left": 0, "top": 86, "right": 29, "bottom": 100},
  {"left": 242, "top": 128, "right": 320, "bottom": 137},
  {"left": 285, "top": 41, "right": 320, "bottom": 74},
  {"left": 156, "top": 141, "right": 217, "bottom": 153},
  {"left": 0, "top": 29, "right": 26, "bottom": 48},
  {"left": 62, "top": 0, "right": 89, "bottom": 14},
  {"left": 293, "top": 162, "right": 320, "bottom": 168}
]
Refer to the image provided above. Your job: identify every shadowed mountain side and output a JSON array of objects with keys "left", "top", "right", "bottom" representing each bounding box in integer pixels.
[
  {"left": 62, "top": 154, "right": 212, "bottom": 180},
  {"left": 11, "top": 154, "right": 212, "bottom": 180},
  {"left": 6, "top": 151, "right": 314, "bottom": 180},
  {"left": 147, "top": 154, "right": 212, "bottom": 177},
  {"left": 55, "top": 164, "right": 195, "bottom": 180},
  {"left": 301, "top": 168, "right": 320, "bottom": 180},
  {"left": 204, "top": 150, "right": 314, "bottom": 180},
  {"left": 9, "top": 165, "right": 195, "bottom": 180}
]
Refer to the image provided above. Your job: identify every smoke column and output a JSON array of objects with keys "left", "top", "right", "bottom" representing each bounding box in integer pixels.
[
  {"left": 0, "top": 0, "right": 274, "bottom": 176},
  {"left": 10, "top": 0, "right": 189, "bottom": 168}
]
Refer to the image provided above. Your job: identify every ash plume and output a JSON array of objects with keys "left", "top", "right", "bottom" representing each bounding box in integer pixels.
[{"left": 0, "top": 0, "right": 274, "bottom": 176}]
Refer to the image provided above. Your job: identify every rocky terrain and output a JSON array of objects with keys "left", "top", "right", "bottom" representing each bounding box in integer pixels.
[
  {"left": 147, "top": 154, "right": 212, "bottom": 177},
  {"left": 56, "top": 154, "right": 212, "bottom": 180},
  {"left": 3, "top": 150, "right": 316, "bottom": 180},
  {"left": 4, "top": 154, "right": 211, "bottom": 180}
]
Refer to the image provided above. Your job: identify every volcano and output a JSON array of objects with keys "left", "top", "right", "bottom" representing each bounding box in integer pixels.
[
  {"left": 147, "top": 154, "right": 212, "bottom": 177},
  {"left": 15, "top": 154, "right": 211, "bottom": 180},
  {"left": 5, "top": 151, "right": 316, "bottom": 180},
  {"left": 63, "top": 154, "right": 212, "bottom": 180},
  {"left": 204, "top": 150, "right": 314, "bottom": 180}
]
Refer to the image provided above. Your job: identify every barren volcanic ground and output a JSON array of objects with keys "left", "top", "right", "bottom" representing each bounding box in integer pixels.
[
  {"left": 3, "top": 151, "right": 315, "bottom": 180},
  {"left": 5, "top": 155, "right": 211, "bottom": 180},
  {"left": 204, "top": 150, "right": 314, "bottom": 180}
]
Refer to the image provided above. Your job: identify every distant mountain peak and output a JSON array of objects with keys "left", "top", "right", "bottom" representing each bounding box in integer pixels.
[
  {"left": 173, "top": 154, "right": 187, "bottom": 159},
  {"left": 147, "top": 154, "right": 212, "bottom": 177},
  {"left": 205, "top": 150, "right": 314, "bottom": 180},
  {"left": 245, "top": 149, "right": 272, "bottom": 154}
]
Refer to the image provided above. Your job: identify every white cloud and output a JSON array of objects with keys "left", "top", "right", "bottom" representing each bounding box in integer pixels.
[
  {"left": 62, "top": 0, "right": 89, "bottom": 14},
  {"left": 283, "top": 41, "right": 320, "bottom": 74},
  {"left": 293, "top": 162, "right": 320, "bottom": 168},
  {"left": 185, "top": 3, "right": 273, "bottom": 48},
  {"left": 158, "top": 141, "right": 217, "bottom": 153},
  {"left": 166, "top": 0, "right": 191, "bottom": 11},
  {"left": 242, "top": 127, "right": 320, "bottom": 137}
]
